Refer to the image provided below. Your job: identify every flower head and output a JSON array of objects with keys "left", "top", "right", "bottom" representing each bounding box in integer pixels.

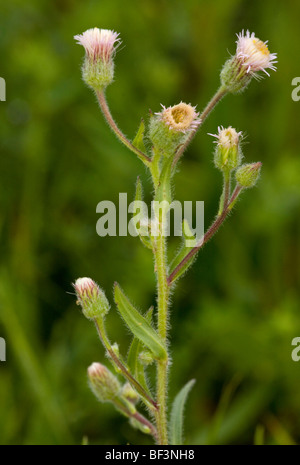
[
  {"left": 74, "top": 28, "right": 121, "bottom": 63},
  {"left": 149, "top": 102, "right": 201, "bottom": 158},
  {"left": 73, "top": 277, "right": 110, "bottom": 320},
  {"left": 236, "top": 30, "right": 277, "bottom": 77},
  {"left": 156, "top": 102, "right": 201, "bottom": 134},
  {"left": 235, "top": 162, "right": 262, "bottom": 188},
  {"left": 74, "top": 28, "right": 121, "bottom": 91},
  {"left": 210, "top": 126, "right": 242, "bottom": 148},
  {"left": 221, "top": 30, "right": 277, "bottom": 93},
  {"left": 209, "top": 126, "right": 243, "bottom": 172},
  {"left": 88, "top": 362, "right": 121, "bottom": 403}
]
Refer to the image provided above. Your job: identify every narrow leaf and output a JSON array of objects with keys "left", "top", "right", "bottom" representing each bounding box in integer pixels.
[
  {"left": 127, "top": 308, "right": 153, "bottom": 396},
  {"left": 132, "top": 119, "right": 146, "bottom": 153},
  {"left": 114, "top": 284, "right": 167, "bottom": 361},
  {"left": 169, "top": 379, "right": 196, "bottom": 445}
]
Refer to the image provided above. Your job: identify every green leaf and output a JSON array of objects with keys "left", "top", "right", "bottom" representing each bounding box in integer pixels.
[
  {"left": 169, "top": 219, "right": 197, "bottom": 283},
  {"left": 114, "top": 284, "right": 167, "bottom": 361},
  {"left": 127, "top": 307, "right": 153, "bottom": 396},
  {"left": 132, "top": 119, "right": 146, "bottom": 153},
  {"left": 169, "top": 379, "right": 195, "bottom": 445}
]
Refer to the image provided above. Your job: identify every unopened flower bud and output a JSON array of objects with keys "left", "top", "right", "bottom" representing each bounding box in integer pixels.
[
  {"left": 74, "top": 28, "right": 121, "bottom": 91},
  {"left": 235, "top": 162, "right": 262, "bottom": 188},
  {"left": 74, "top": 277, "right": 110, "bottom": 320},
  {"left": 209, "top": 126, "right": 243, "bottom": 172},
  {"left": 121, "top": 383, "right": 139, "bottom": 404},
  {"left": 149, "top": 102, "right": 201, "bottom": 157},
  {"left": 221, "top": 30, "right": 277, "bottom": 93},
  {"left": 88, "top": 362, "right": 121, "bottom": 403}
]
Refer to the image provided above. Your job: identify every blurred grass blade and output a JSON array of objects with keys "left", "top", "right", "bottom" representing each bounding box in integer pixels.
[
  {"left": 114, "top": 283, "right": 167, "bottom": 361},
  {"left": 206, "top": 374, "right": 241, "bottom": 445},
  {"left": 254, "top": 425, "right": 265, "bottom": 445},
  {"left": 265, "top": 414, "right": 296, "bottom": 445},
  {"left": 169, "top": 379, "right": 195, "bottom": 445}
]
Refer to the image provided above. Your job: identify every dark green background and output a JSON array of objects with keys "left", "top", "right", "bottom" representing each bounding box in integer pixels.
[{"left": 0, "top": 0, "right": 300, "bottom": 445}]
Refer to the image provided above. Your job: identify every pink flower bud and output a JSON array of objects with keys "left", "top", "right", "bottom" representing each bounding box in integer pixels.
[
  {"left": 88, "top": 362, "right": 121, "bottom": 402},
  {"left": 73, "top": 277, "right": 110, "bottom": 320}
]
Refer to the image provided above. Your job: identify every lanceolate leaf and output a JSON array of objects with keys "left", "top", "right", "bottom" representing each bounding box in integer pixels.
[
  {"left": 132, "top": 119, "right": 146, "bottom": 153},
  {"left": 114, "top": 284, "right": 167, "bottom": 361},
  {"left": 169, "top": 379, "right": 196, "bottom": 445},
  {"left": 127, "top": 307, "right": 153, "bottom": 397}
]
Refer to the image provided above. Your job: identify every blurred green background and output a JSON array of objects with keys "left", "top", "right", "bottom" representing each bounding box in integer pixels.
[{"left": 0, "top": 0, "right": 300, "bottom": 445}]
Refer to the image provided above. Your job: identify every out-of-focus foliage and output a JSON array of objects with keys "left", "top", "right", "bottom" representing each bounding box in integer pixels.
[{"left": 0, "top": 0, "right": 300, "bottom": 445}]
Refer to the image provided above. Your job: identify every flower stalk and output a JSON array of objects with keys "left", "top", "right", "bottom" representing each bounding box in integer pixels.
[{"left": 96, "top": 91, "right": 152, "bottom": 165}]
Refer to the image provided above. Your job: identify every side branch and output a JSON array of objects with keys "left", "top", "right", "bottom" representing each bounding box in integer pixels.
[
  {"left": 96, "top": 91, "right": 152, "bottom": 165},
  {"left": 94, "top": 318, "right": 158, "bottom": 411},
  {"left": 167, "top": 185, "right": 242, "bottom": 285}
]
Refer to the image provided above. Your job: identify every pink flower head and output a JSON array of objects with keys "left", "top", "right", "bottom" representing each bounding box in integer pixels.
[
  {"left": 74, "top": 28, "right": 121, "bottom": 63},
  {"left": 236, "top": 30, "right": 277, "bottom": 77},
  {"left": 156, "top": 102, "right": 201, "bottom": 133}
]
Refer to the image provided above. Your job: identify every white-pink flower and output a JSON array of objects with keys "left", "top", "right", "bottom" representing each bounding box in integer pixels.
[
  {"left": 74, "top": 28, "right": 121, "bottom": 63},
  {"left": 209, "top": 126, "right": 243, "bottom": 148},
  {"left": 236, "top": 30, "right": 277, "bottom": 77}
]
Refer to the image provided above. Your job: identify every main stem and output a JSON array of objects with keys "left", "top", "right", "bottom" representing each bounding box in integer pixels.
[{"left": 155, "top": 226, "right": 169, "bottom": 444}]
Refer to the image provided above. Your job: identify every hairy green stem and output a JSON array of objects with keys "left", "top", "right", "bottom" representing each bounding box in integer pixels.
[
  {"left": 96, "top": 91, "right": 152, "bottom": 165},
  {"left": 154, "top": 226, "right": 169, "bottom": 444},
  {"left": 219, "top": 170, "right": 231, "bottom": 215},
  {"left": 150, "top": 147, "right": 162, "bottom": 189}
]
